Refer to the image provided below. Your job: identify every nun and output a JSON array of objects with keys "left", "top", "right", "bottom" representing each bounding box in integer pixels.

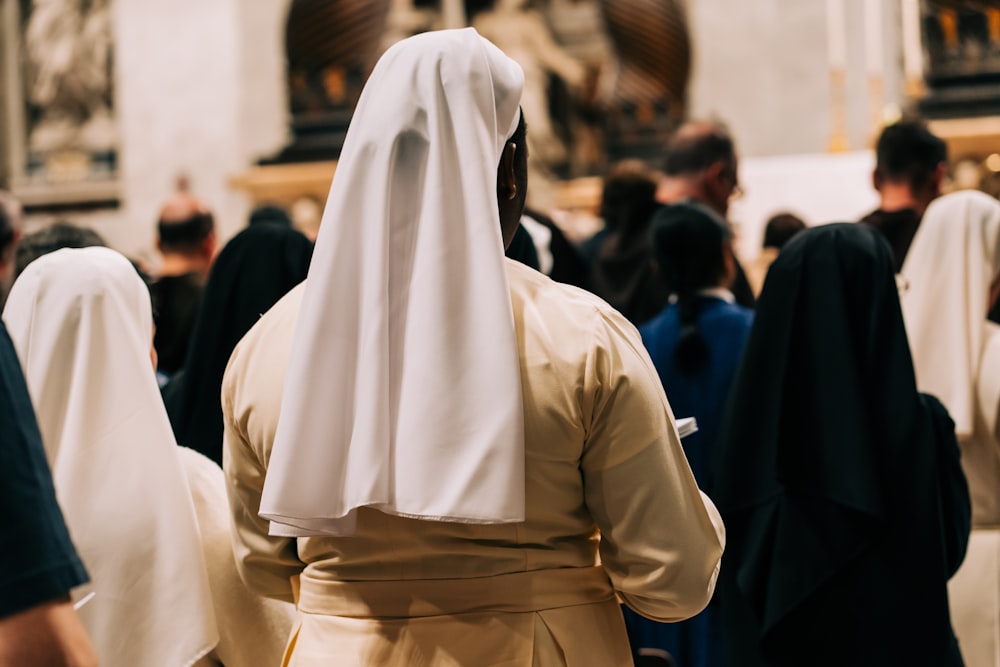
[
  {"left": 714, "top": 224, "right": 970, "bottom": 666},
  {"left": 901, "top": 190, "right": 1000, "bottom": 667},
  {"left": 222, "top": 28, "right": 724, "bottom": 666},
  {"left": 3, "top": 247, "right": 293, "bottom": 666},
  {"left": 624, "top": 201, "right": 754, "bottom": 666},
  {"left": 164, "top": 222, "right": 313, "bottom": 465}
]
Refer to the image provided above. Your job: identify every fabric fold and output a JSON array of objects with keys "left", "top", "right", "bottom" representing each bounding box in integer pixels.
[{"left": 259, "top": 28, "right": 527, "bottom": 536}]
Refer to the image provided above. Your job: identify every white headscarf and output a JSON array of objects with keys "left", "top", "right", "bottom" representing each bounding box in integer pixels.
[
  {"left": 3, "top": 247, "right": 218, "bottom": 666},
  {"left": 259, "top": 28, "right": 526, "bottom": 536},
  {"left": 900, "top": 190, "right": 1000, "bottom": 436}
]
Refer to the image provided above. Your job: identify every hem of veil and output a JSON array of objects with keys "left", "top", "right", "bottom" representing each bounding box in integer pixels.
[
  {"left": 262, "top": 505, "right": 526, "bottom": 537},
  {"left": 180, "top": 639, "right": 218, "bottom": 667}
]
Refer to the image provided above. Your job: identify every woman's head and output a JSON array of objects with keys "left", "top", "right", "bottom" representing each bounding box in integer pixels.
[
  {"left": 650, "top": 202, "right": 734, "bottom": 374},
  {"left": 651, "top": 201, "right": 733, "bottom": 295},
  {"left": 2, "top": 246, "right": 165, "bottom": 480}
]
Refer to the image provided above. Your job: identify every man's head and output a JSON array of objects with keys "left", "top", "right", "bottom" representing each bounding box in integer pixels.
[
  {"left": 156, "top": 187, "right": 216, "bottom": 276},
  {"left": 659, "top": 120, "right": 739, "bottom": 217},
  {"left": 497, "top": 111, "right": 529, "bottom": 249},
  {"left": 873, "top": 120, "right": 947, "bottom": 215}
]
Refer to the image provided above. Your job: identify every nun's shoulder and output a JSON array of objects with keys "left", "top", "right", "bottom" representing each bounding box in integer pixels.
[{"left": 505, "top": 257, "right": 623, "bottom": 322}]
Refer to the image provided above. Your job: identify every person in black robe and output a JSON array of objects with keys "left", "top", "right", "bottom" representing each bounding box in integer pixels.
[
  {"left": 0, "top": 320, "right": 96, "bottom": 665},
  {"left": 859, "top": 120, "right": 947, "bottom": 273},
  {"left": 163, "top": 223, "right": 313, "bottom": 465},
  {"left": 151, "top": 187, "right": 218, "bottom": 378},
  {"left": 713, "top": 223, "right": 970, "bottom": 667}
]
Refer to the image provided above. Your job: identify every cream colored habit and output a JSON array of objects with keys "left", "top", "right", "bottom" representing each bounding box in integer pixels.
[
  {"left": 225, "top": 27, "right": 722, "bottom": 666},
  {"left": 902, "top": 191, "right": 1000, "bottom": 667},
  {"left": 4, "top": 247, "right": 294, "bottom": 666},
  {"left": 4, "top": 248, "right": 218, "bottom": 666},
  {"left": 180, "top": 448, "right": 296, "bottom": 667},
  {"left": 224, "top": 264, "right": 725, "bottom": 666}
]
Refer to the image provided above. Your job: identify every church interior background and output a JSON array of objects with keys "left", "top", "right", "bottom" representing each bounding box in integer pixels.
[{"left": 0, "top": 0, "right": 997, "bottom": 268}]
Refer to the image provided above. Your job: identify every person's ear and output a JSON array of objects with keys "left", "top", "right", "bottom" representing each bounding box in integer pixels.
[
  {"left": 722, "top": 241, "right": 737, "bottom": 288},
  {"left": 203, "top": 231, "right": 217, "bottom": 260},
  {"left": 705, "top": 161, "right": 726, "bottom": 189},
  {"left": 872, "top": 169, "right": 883, "bottom": 192},
  {"left": 932, "top": 162, "right": 946, "bottom": 196},
  {"left": 498, "top": 142, "right": 518, "bottom": 201},
  {"left": 704, "top": 161, "right": 732, "bottom": 206}
]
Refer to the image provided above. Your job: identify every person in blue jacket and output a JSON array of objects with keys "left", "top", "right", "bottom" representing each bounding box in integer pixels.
[{"left": 624, "top": 200, "right": 754, "bottom": 667}]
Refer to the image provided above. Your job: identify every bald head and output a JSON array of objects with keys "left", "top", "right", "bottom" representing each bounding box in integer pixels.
[
  {"left": 658, "top": 120, "right": 739, "bottom": 217},
  {"left": 662, "top": 121, "right": 736, "bottom": 177},
  {"left": 156, "top": 188, "right": 216, "bottom": 275}
]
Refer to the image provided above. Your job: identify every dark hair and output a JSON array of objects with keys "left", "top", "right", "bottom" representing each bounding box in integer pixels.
[
  {"left": 662, "top": 122, "right": 736, "bottom": 177},
  {"left": 763, "top": 212, "right": 807, "bottom": 249},
  {"left": 248, "top": 205, "right": 293, "bottom": 228},
  {"left": 650, "top": 202, "right": 731, "bottom": 374},
  {"left": 15, "top": 222, "right": 107, "bottom": 279},
  {"left": 158, "top": 212, "right": 214, "bottom": 254},
  {"left": 600, "top": 161, "right": 659, "bottom": 233},
  {"left": 875, "top": 121, "right": 947, "bottom": 194}
]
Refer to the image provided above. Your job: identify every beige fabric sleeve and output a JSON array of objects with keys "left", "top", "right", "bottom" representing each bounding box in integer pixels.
[
  {"left": 179, "top": 448, "right": 294, "bottom": 666},
  {"left": 977, "top": 323, "right": 1000, "bottom": 440},
  {"left": 580, "top": 307, "right": 725, "bottom": 623},
  {"left": 221, "top": 345, "right": 302, "bottom": 604}
]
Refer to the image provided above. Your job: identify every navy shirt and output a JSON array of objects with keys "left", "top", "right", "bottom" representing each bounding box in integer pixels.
[{"left": 0, "top": 321, "right": 87, "bottom": 618}]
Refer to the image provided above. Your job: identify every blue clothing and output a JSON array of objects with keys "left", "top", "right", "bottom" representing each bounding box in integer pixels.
[
  {"left": 638, "top": 297, "right": 753, "bottom": 493},
  {"left": 0, "top": 321, "right": 88, "bottom": 618},
  {"left": 625, "top": 296, "right": 753, "bottom": 667}
]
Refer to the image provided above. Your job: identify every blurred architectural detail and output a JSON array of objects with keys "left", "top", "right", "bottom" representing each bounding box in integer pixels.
[
  {"left": 910, "top": 1, "right": 1000, "bottom": 194},
  {"left": 275, "top": 0, "right": 392, "bottom": 163},
  {"left": 229, "top": 161, "right": 336, "bottom": 240},
  {"left": 474, "top": 0, "right": 587, "bottom": 208},
  {"left": 920, "top": 0, "right": 1000, "bottom": 118},
  {"left": 599, "top": 0, "right": 691, "bottom": 165},
  {"left": 24, "top": 0, "right": 115, "bottom": 155},
  {"left": 1, "top": 0, "right": 118, "bottom": 207}
]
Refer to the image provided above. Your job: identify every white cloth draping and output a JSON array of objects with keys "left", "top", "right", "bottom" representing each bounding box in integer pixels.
[
  {"left": 259, "top": 28, "right": 527, "bottom": 536},
  {"left": 900, "top": 190, "right": 1000, "bottom": 436},
  {"left": 3, "top": 247, "right": 218, "bottom": 666}
]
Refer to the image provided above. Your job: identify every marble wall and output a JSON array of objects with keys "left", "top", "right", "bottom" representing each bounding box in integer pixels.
[{"left": 688, "top": 0, "right": 906, "bottom": 158}]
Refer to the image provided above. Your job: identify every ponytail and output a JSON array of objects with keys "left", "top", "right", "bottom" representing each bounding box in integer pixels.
[
  {"left": 650, "top": 201, "right": 731, "bottom": 375},
  {"left": 674, "top": 290, "right": 710, "bottom": 375}
]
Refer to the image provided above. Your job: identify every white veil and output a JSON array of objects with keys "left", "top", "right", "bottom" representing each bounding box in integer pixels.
[
  {"left": 258, "top": 28, "right": 527, "bottom": 536},
  {"left": 900, "top": 190, "right": 1000, "bottom": 436},
  {"left": 4, "top": 247, "right": 218, "bottom": 666}
]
